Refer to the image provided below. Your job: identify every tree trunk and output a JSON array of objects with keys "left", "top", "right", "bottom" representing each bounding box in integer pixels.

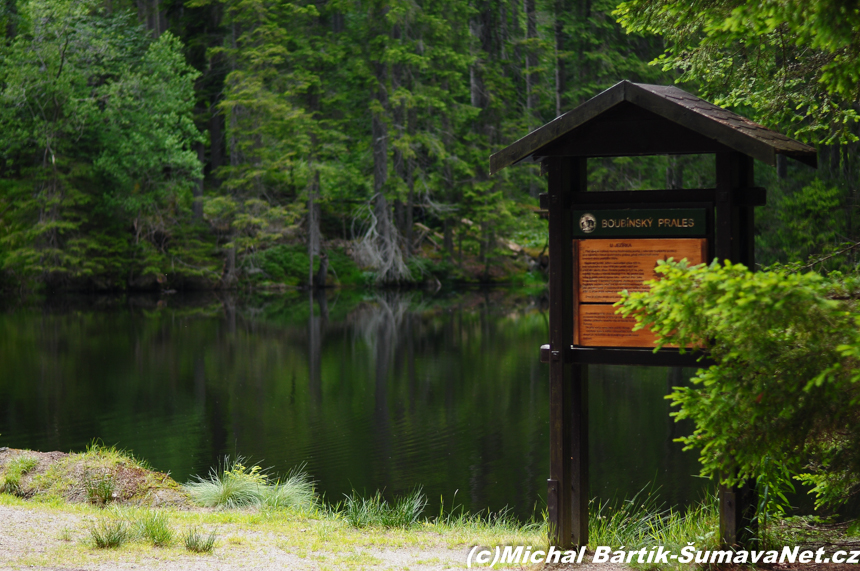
[
  {"left": 224, "top": 244, "right": 237, "bottom": 287},
  {"left": 406, "top": 158, "right": 415, "bottom": 257},
  {"left": 458, "top": 228, "right": 463, "bottom": 266},
  {"left": 666, "top": 155, "right": 683, "bottom": 189},
  {"left": 137, "top": 0, "right": 167, "bottom": 38},
  {"left": 193, "top": 141, "right": 204, "bottom": 220},
  {"left": 554, "top": 0, "right": 565, "bottom": 117},
  {"left": 524, "top": 0, "right": 538, "bottom": 120},
  {"left": 332, "top": 11, "right": 344, "bottom": 33},
  {"left": 308, "top": 167, "right": 320, "bottom": 288},
  {"left": 469, "top": 18, "right": 485, "bottom": 109},
  {"left": 372, "top": 69, "right": 397, "bottom": 279},
  {"left": 443, "top": 219, "right": 453, "bottom": 256},
  {"left": 228, "top": 21, "right": 240, "bottom": 169},
  {"left": 314, "top": 253, "right": 329, "bottom": 288},
  {"left": 5, "top": 0, "right": 16, "bottom": 40},
  {"left": 525, "top": 0, "right": 539, "bottom": 197},
  {"left": 209, "top": 103, "right": 223, "bottom": 185},
  {"left": 394, "top": 199, "right": 406, "bottom": 239}
]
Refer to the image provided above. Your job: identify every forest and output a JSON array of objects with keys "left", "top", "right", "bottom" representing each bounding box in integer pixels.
[{"left": 0, "top": 0, "right": 859, "bottom": 291}]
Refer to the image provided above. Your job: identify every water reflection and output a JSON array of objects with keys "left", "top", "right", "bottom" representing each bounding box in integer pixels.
[{"left": 0, "top": 289, "right": 706, "bottom": 519}]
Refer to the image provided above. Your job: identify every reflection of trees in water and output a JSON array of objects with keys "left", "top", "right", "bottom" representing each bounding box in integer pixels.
[
  {"left": 348, "top": 292, "right": 422, "bottom": 486},
  {"left": 351, "top": 291, "right": 418, "bottom": 355},
  {"left": 308, "top": 290, "right": 327, "bottom": 404}
]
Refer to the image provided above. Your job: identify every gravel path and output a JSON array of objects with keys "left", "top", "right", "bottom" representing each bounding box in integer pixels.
[
  {"left": 0, "top": 505, "right": 468, "bottom": 571},
  {"left": 0, "top": 504, "right": 640, "bottom": 571}
]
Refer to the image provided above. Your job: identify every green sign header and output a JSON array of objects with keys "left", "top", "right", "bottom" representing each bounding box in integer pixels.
[{"left": 572, "top": 208, "right": 707, "bottom": 237}]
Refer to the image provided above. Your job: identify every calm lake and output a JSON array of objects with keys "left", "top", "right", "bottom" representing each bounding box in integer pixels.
[{"left": 0, "top": 288, "right": 706, "bottom": 519}]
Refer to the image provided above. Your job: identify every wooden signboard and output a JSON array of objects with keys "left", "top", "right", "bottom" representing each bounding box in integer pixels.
[{"left": 573, "top": 238, "right": 707, "bottom": 347}]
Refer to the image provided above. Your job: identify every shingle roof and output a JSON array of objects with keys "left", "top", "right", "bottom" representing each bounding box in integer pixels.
[{"left": 489, "top": 81, "right": 817, "bottom": 175}]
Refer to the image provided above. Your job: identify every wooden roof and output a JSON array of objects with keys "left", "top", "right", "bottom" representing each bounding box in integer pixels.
[{"left": 489, "top": 81, "right": 817, "bottom": 175}]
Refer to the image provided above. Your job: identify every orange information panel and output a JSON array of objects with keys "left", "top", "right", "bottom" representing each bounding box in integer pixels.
[
  {"left": 575, "top": 238, "right": 707, "bottom": 303},
  {"left": 576, "top": 305, "right": 660, "bottom": 348},
  {"left": 573, "top": 238, "right": 707, "bottom": 347}
]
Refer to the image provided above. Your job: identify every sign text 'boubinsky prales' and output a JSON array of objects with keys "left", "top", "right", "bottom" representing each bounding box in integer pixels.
[{"left": 573, "top": 208, "right": 707, "bottom": 237}]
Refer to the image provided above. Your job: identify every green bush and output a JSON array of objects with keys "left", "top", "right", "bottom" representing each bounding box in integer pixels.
[{"left": 618, "top": 259, "right": 860, "bottom": 510}]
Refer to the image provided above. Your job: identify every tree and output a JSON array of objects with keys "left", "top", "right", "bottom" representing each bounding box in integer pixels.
[
  {"left": 614, "top": 0, "right": 860, "bottom": 145},
  {"left": 0, "top": 0, "right": 208, "bottom": 288},
  {"left": 617, "top": 259, "right": 860, "bottom": 509}
]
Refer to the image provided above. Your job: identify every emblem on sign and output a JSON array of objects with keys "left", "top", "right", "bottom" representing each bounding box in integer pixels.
[{"left": 579, "top": 213, "right": 596, "bottom": 234}]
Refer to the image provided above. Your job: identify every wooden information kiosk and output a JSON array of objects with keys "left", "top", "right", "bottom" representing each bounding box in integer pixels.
[{"left": 489, "top": 81, "right": 817, "bottom": 549}]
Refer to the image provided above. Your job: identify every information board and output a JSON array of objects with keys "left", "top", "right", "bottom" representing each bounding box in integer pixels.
[{"left": 573, "top": 238, "right": 707, "bottom": 347}]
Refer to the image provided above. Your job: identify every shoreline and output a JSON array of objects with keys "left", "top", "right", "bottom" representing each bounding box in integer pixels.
[{"left": 0, "top": 446, "right": 549, "bottom": 571}]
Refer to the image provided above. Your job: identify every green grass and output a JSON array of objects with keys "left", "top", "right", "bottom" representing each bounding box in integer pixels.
[
  {"left": 85, "top": 473, "right": 116, "bottom": 506},
  {"left": 24, "top": 440, "right": 158, "bottom": 504},
  {"left": 133, "top": 510, "right": 173, "bottom": 547},
  {"left": 184, "top": 457, "right": 316, "bottom": 510},
  {"left": 340, "top": 488, "right": 428, "bottom": 529},
  {"left": 88, "top": 517, "right": 130, "bottom": 549},
  {"left": 184, "top": 526, "right": 217, "bottom": 553},
  {"left": 261, "top": 466, "right": 317, "bottom": 509},
  {"left": 587, "top": 488, "right": 720, "bottom": 568},
  {"left": 82, "top": 441, "right": 151, "bottom": 471},
  {"left": 0, "top": 454, "right": 38, "bottom": 495}
]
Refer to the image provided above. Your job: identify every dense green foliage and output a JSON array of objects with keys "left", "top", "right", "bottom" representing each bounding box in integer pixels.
[
  {"left": 615, "top": 0, "right": 860, "bottom": 144},
  {"left": 0, "top": 0, "right": 672, "bottom": 289},
  {"left": 0, "top": 0, "right": 858, "bottom": 291},
  {"left": 0, "top": 0, "right": 215, "bottom": 289},
  {"left": 618, "top": 260, "right": 860, "bottom": 509}
]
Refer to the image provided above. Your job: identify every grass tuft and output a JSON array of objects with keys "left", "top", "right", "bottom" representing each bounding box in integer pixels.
[
  {"left": 587, "top": 487, "right": 719, "bottom": 556},
  {"left": 134, "top": 510, "right": 173, "bottom": 547},
  {"left": 84, "top": 440, "right": 150, "bottom": 471},
  {"left": 184, "top": 457, "right": 315, "bottom": 510},
  {"left": 0, "top": 454, "right": 38, "bottom": 495},
  {"left": 262, "top": 464, "right": 317, "bottom": 509},
  {"left": 184, "top": 457, "right": 266, "bottom": 508},
  {"left": 184, "top": 526, "right": 217, "bottom": 553},
  {"left": 340, "top": 488, "right": 427, "bottom": 528},
  {"left": 85, "top": 473, "right": 116, "bottom": 506},
  {"left": 88, "top": 517, "right": 130, "bottom": 549}
]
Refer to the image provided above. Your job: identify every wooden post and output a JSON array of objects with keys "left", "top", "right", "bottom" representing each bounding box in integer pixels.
[
  {"left": 571, "top": 358, "right": 588, "bottom": 546},
  {"left": 546, "top": 157, "right": 588, "bottom": 548},
  {"left": 546, "top": 157, "right": 572, "bottom": 547},
  {"left": 715, "top": 153, "right": 758, "bottom": 548},
  {"left": 569, "top": 159, "right": 588, "bottom": 548}
]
